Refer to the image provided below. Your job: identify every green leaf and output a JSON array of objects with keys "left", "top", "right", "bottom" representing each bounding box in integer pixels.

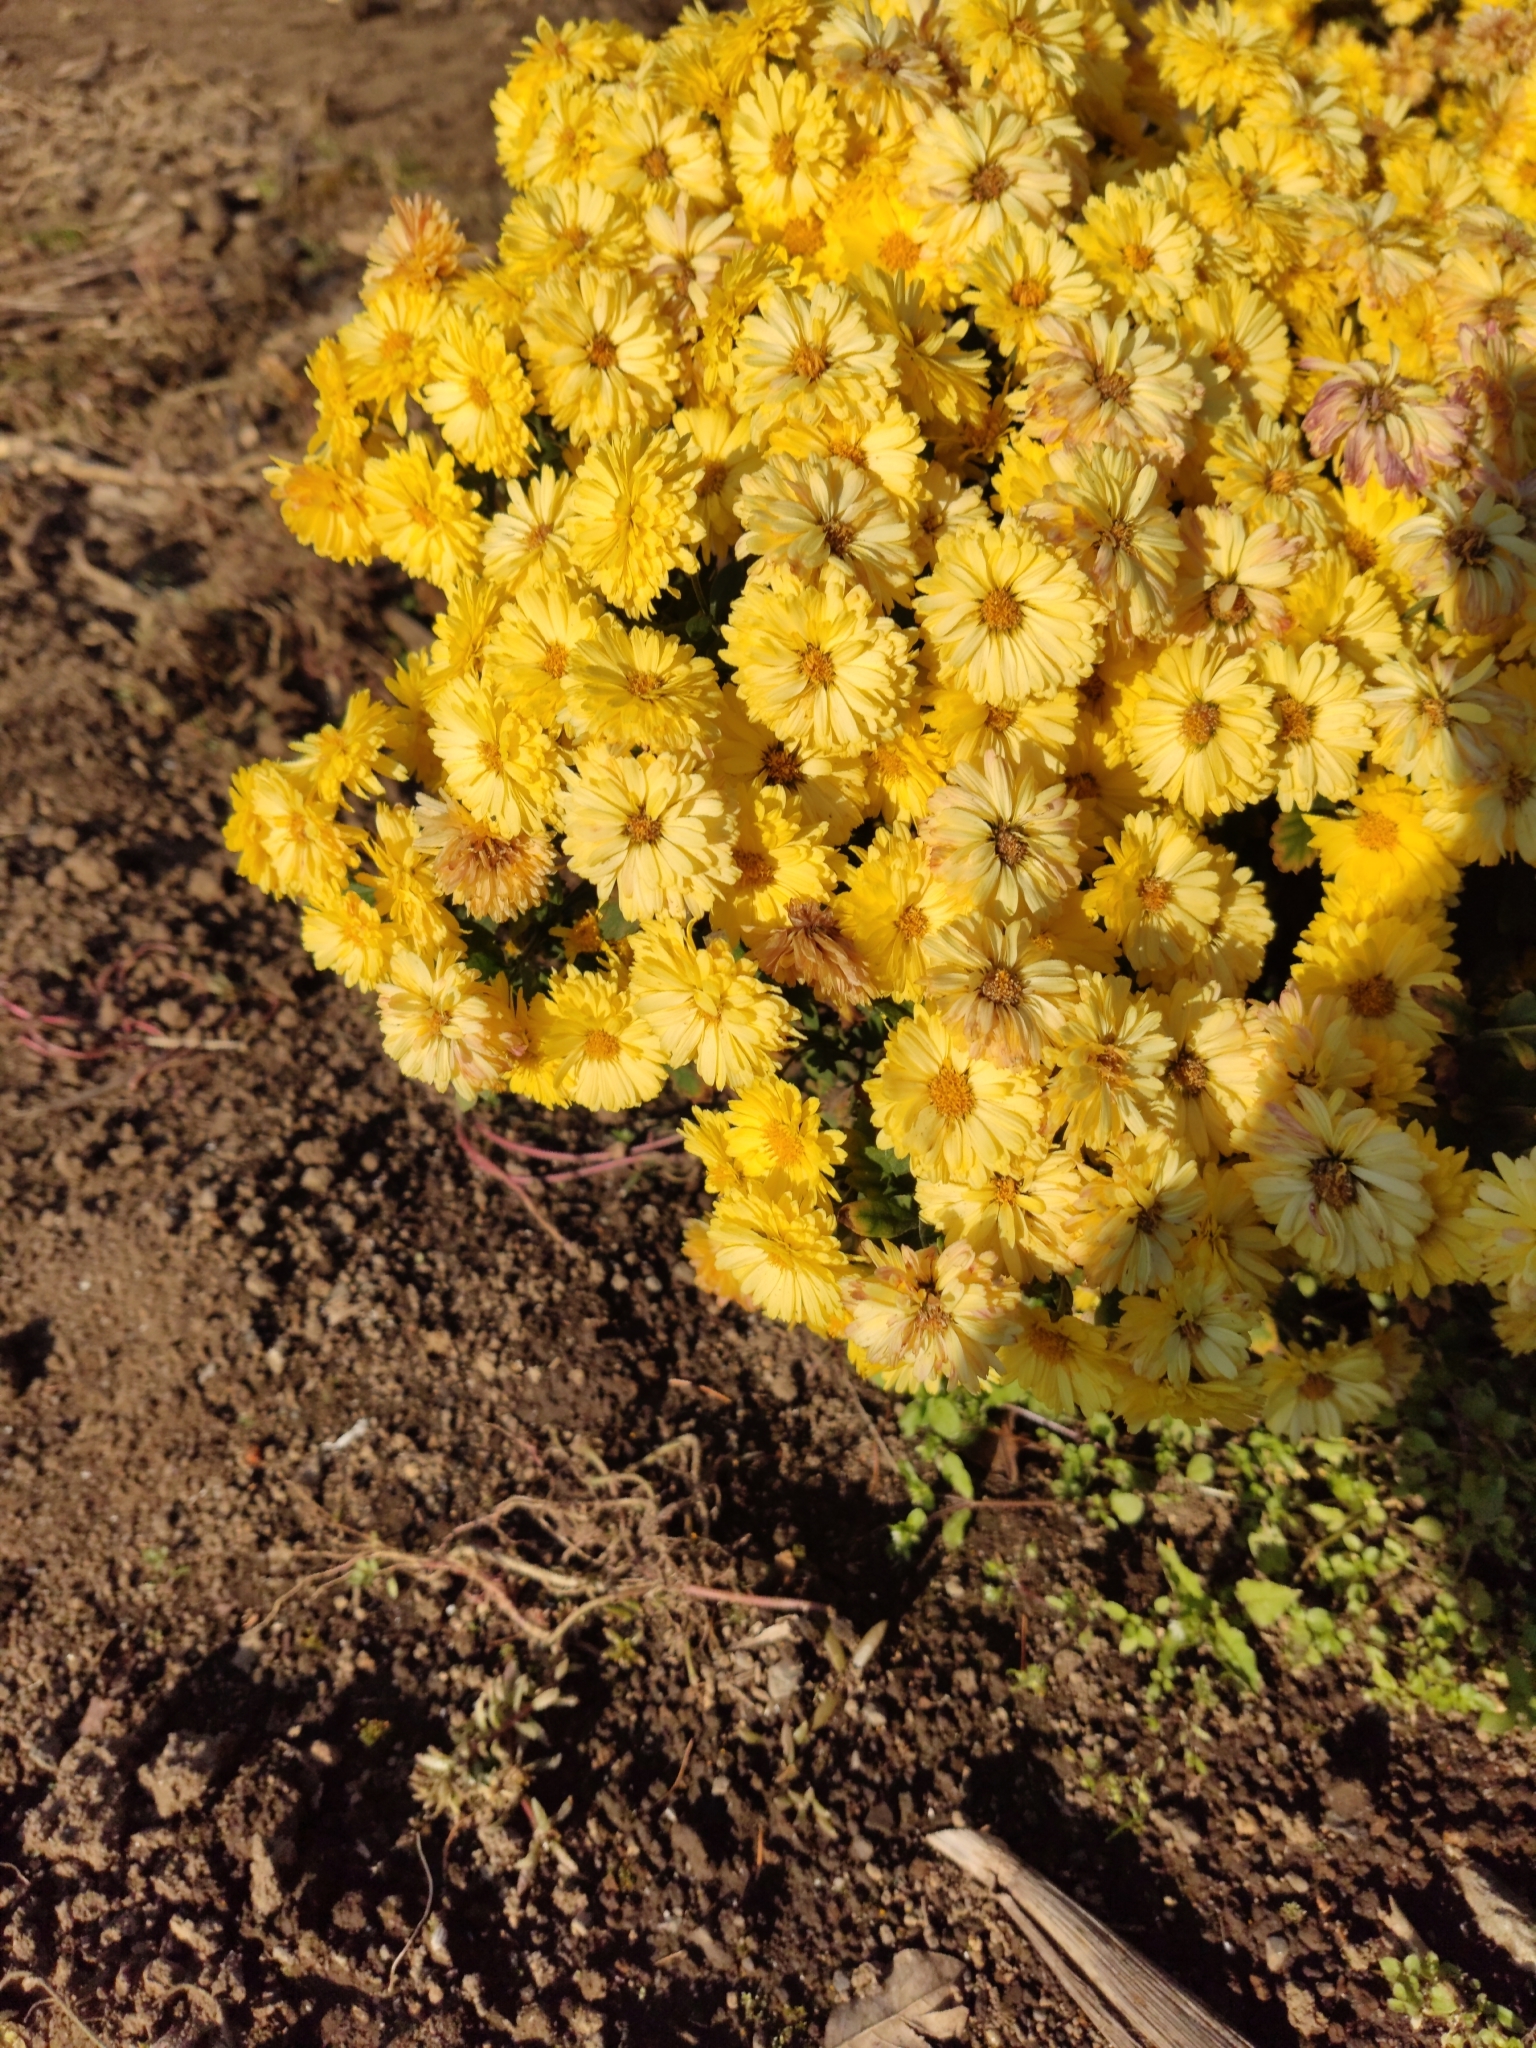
[
  {"left": 669, "top": 1063, "right": 707, "bottom": 1101},
  {"left": 1185, "top": 1452, "right": 1215, "bottom": 1486},
  {"left": 926, "top": 1398, "right": 967, "bottom": 1444},
  {"left": 897, "top": 1460, "right": 935, "bottom": 1513},
  {"left": 1460, "top": 1471, "right": 1508, "bottom": 1525},
  {"left": 936, "top": 1449, "right": 974, "bottom": 1499},
  {"left": 1109, "top": 1489, "right": 1145, "bottom": 1526},
  {"left": 941, "top": 1508, "right": 972, "bottom": 1551},
  {"left": 1235, "top": 1579, "right": 1303, "bottom": 1630},
  {"left": 839, "top": 1192, "right": 917, "bottom": 1241},
  {"left": 598, "top": 898, "right": 641, "bottom": 944},
  {"left": 1211, "top": 1616, "right": 1263, "bottom": 1691},
  {"left": 1270, "top": 807, "right": 1317, "bottom": 872}
]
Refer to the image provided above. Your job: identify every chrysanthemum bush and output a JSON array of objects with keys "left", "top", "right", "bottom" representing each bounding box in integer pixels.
[{"left": 228, "top": 0, "right": 1536, "bottom": 1441}]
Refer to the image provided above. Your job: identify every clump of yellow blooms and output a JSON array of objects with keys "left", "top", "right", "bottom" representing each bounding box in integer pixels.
[{"left": 230, "top": 0, "right": 1536, "bottom": 1442}]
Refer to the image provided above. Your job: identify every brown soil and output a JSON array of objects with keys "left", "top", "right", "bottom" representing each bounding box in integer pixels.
[{"left": 2, "top": 8, "right": 1535, "bottom": 2047}]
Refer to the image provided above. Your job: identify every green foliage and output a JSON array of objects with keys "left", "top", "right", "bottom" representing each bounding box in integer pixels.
[
  {"left": 1380, "top": 1952, "right": 1530, "bottom": 2048},
  {"left": 1103, "top": 1543, "right": 1262, "bottom": 1702},
  {"left": 411, "top": 1652, "right": 574, "bottom": 1828},
  {"left": 886, "top": 1378, "right": 1532, "bottom": 1732}
]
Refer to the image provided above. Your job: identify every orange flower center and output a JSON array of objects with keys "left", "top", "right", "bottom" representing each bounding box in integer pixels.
[
  {"left": 624, "top": 812, "right": 662, "bottom": 844},
  {"left": 979, "top": 965, "right": 1024, "bottom": 1007},
  {"left": 1274, "top": 693, "right": 1313, "bottom": 744},
  {"left": 1309, "top": 1156, "right": 1358, "bottom": 1209},
  {"left": 734, "top": 845, "right": 777, "bottom": 887},
  {"left": 1346, "top": 973, "right": 1396, "bottom": 1020},
  {"left": 770, "top": 133, "right": 798, "bottom": 174},
  {"left": 895, "top": 903, "right": 929, "bottom": 941},
  {"left": 790, "top": 341, "right": 829, "bottom": 381},
  {"left": 1355, "top": 811, "right": 1400, "bottom": 852},
  {"left": 641, "top": 146, "right": 671, "bottom": 180},
  {"left": 970, "top": 162, "right": 1011, "bottom": 203},
  {"left": 1137, "top": 875, "right": 1174, "bottom": 913},
  {"left": 588, "top": 332, "right": 619, "bottom": 370},
  {"left": 1167, "top": 1050, "right": 1208, "bottom": 1096},
  {"left": 980, "top": 586, "right": 1024, "bottom": 631},
  {"left": 992, "top": 821, "right": 1031, "bottom": 868},
  {"left": 799, "top": 646, "right": 837, "bottom": 688},
  {"left": 928, "top": 1063, "right": 977, "bottom": 1119},
  {"left": 584, "top": 1028, "right": 621, "bottom": 1059},
  {"left": 1179, "top": 701, "right": 1222, "bottom": 747},
  {"left": 822, "top": 517, "right": 857, "bottom": 558},
  {"left": 879, "top": 230, "right": 922, "bottom": 271}
]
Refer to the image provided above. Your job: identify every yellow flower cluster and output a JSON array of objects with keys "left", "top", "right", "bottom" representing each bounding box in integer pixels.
[{"left": 230, "top": 0, "right": 1536, "bottom": 1441}]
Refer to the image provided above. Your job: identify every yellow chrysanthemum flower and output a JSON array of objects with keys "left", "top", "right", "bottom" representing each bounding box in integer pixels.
[
  {"left": 1125, "top": 641, "right": 1277, "bottom": 818},
  {"left": 728, "top": 64, "right": 847, "bottom": 230},
  {"left": 963, "top": 221, "right": 1105, "bottom": 363},
  {"left": 713, "top": 784, "right": 843, "bottom": 945},
  {"left": 430, "top": 677, "right": 562, "bottom": 838},
  {"left": 920, "top": 753, "right": 1081, "bottom": 923},
  {"left": 839, "top": 826, "right": 951, "bottom": 1004},
  {"left": 265, "top": 458, "right": 374, "bottom": 567},
  {"left": 731, "top": 281, "right": 897, "bottom": 436},
  {"left": 422, "top": 306, "right": 536, "bottom": 479},
  {"left": 1257, "top": 640, "right": 1373, "bottom": 812},
  {"left": 996, "top": 1305, "right": 1115, "bottom": 1418},
  {"left": 302, "top": 888, "right": 394, "bottom": 992},
  {"left": 1081, "top": 810, "right": 1222, "bottom": 976},
  {"left": 1069, "top": 1133, "right": 1202, "bottom": 1294},
  {"left": 224, "top": 762, "right": 356, "bottom": 903},
  {"left": 923, "top": 916, "right": 1078, "bottom": 1067},
  {"left": 521, "top": 270, "right": 679, "bottom": 444},
  {"left": 363, "top": 437, "right": 487, "bottom": 591},
  {"left": 722, "top": 567, "right": 914, "bottom": 753},
  {"left": 722, "top": 1077, "right": 845, "bottom": 1193},
  {"left": 915, "top": 522, "right": 1103, "bottom": 708},
  {"left": 1048, "top": 972, "right": 1177, "bottom": 1150},
  {"left": 1308, "top": 772, "right": 1461, "bottom": 920},
  {"left": 706, "top": 1188, "right": 849, "bottom": 1334},
  {"left": 540, "top": 966, "right": 669, "bottom": 1111},
  {"left": 1260, "top": 1340, "right": 1388, "bottom": 1442},
  {"left": 560, "top": 750, "right": 731, "bottom": 922},
  {"left": 842, "top": 1238, "right": 1024, "bottom": 1396},
  {"left": 377, "top": 949, "right": 510, "bottom": 1104},
  {"left": 566, "top": 426, "right": 706, "bottom": 618},
  {"left": 1116, "top": 1268, "right": 1253, "bottom": 1386},
  {"left": 917, "top": 1145, "right": 1081, "bottom": 1288},
  {"left": 628, "top": 922, "right": 798, "bottom": 1088},
  {"left": 868, "top": 1006, "right": 1043, "bottom": 1180},
  {"left": 564, "top": 615, "right": 719, "bottom": 757},
  {"left": 337, "top": 282, "right": 443, "bottom": 432}
]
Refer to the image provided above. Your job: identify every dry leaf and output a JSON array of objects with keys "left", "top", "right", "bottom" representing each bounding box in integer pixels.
[
  {"left": 825, "top": 1949, "right": 968, "bottom": 2047},
  {"left": 929, "top": 1829, "right": 1256, "bottom": 2048},
  {"left": 1450, "top": 1860, "right": 1536, "bottom": 1975}
]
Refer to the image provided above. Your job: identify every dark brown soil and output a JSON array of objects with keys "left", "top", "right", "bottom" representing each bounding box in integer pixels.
[{"left": 3, "top": 9, "right": 1536, "bottom": 2047}]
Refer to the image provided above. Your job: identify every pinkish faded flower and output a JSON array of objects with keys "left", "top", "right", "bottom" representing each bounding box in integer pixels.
[
  {"left": 1302, "top": 349, "right": 1468, "bottom": 491},
  {"left": 1389, "top": 484, "right": 1536, "bottom": 634},
  {"left": 1175, "top": 504, "right": 1310, "bottom": 648},
  {"left": 1444, "top": 321, "right": 1536, "bottom": 495}
]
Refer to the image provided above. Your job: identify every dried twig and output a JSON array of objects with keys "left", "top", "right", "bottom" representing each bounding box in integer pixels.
[
  {"left": 1003, "top": 1403, "right": 1085, "bottom": 1444},
  {"left": 1, "top": 1971, "right": 112, "bottom": 2048},
  {"left": 386, "top": 1836, "right": 435, "bottom": 1994},
  {"left": 456, "top": 1130, "right": 585, "bottom": 1259}
]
